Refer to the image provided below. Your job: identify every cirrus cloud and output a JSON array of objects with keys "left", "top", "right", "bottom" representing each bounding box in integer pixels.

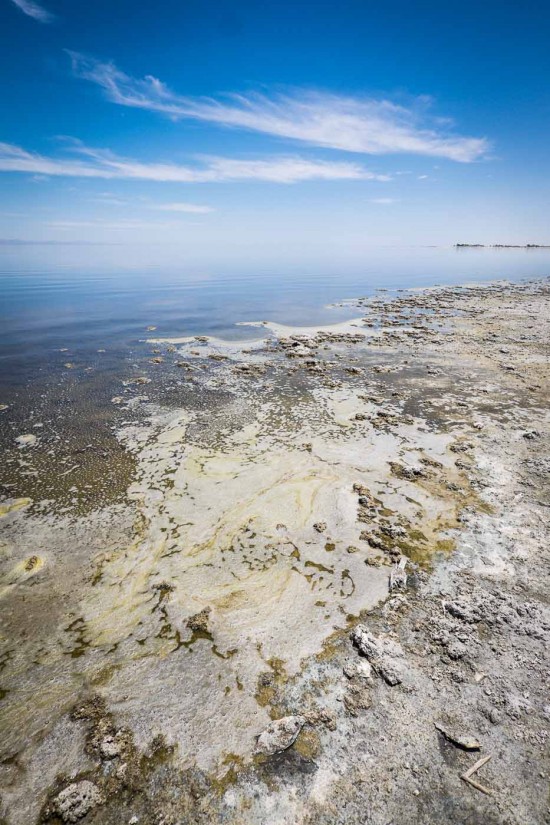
[
  {"left": 69, "top": 52, "right": 490, "bottom": 163},
  {"left": 9, "top": 0, "right": 53, "bottom": 23},
  {"left": 0, "top": 141, "right": 389, "bottom": 184}
]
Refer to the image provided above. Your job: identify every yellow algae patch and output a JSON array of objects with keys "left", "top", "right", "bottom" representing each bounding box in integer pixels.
[
  {"left": 0, "top": 498, "right": 32, "bottom": 518},
  {"left": 0, "top": 554, "right": 45, "bottom": 598}
]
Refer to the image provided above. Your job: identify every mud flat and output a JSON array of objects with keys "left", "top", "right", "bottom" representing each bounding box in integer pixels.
[{"left": 0, "top": 278, "right": 548, "bottom": 825}]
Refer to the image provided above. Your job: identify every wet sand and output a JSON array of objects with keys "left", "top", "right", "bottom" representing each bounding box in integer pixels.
[{"left": 0, "top": 278, "right": 548, "bottom": 825}]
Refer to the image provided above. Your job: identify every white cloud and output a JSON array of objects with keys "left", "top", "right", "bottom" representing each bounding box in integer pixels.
[
  {"left": 370, "top": 197, "right": 397, "bottom": 204},
  {"left": 153, "top": 202, "right": 214, "bottom": 213},
  {"left": 69, "top": 52, "right": 490, "bottom": 163},
  {"left": 0, "top": 141, "right": 388, "bottom": 184},
  {"left": 10, "top": 0, "right": 53, "bottom": 23}
]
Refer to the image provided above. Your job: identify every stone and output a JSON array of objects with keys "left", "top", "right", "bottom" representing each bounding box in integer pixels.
[
  {"left": 99, "top": 734, "right": 123, "bottom": 758},
  {"left": 351, "top": 625, "right": 406, "bottom": 686},
  {"left": 255, "top": 715, "right": 305, "bottom": 755},
  {"left": 434, "top": 722, "right": 481, "bottom": 750},
  {"left": 52, "top": 780, "right": 103, "bottom": 823},
  {"left": 343, "top": 658, "right": 373, "bottom": 681},
  {"left": 186, "top": 607, "right": 211, "bottom": 633}
]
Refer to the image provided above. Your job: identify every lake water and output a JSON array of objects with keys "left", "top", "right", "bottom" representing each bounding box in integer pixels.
[{"left": 1, "top": 243, "right": 549, "bottom": 398}]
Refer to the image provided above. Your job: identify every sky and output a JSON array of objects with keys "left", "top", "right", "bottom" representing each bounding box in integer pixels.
[{"left": 1, "top": 0, "right": 549, "bottom": 261}]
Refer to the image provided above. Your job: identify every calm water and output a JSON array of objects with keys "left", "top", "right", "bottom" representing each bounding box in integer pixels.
[{"left": 1, "top": 244, "right": 549, "bottom": 393}]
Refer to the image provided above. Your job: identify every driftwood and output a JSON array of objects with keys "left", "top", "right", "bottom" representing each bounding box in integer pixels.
[{"left": 461, "top": 754, "right": 493, "bottom": 796}]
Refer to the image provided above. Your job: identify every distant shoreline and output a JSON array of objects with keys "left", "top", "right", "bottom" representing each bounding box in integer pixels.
[{"left": 455, "top": 243, "right": 550, "bottom": 248}]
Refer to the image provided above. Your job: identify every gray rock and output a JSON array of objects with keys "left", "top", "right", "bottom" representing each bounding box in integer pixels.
[
  {"left": 343, "top": 658, "right": 373, "bottom": 681},
  {"left": 255, "top": 715, "right": 305, "bottom": 755},
  {"left": 351, "top": 625, "right": 406, "bottom": 686},
  {"left": 52, "top": 780, "right": 103, "bottom": 823}
]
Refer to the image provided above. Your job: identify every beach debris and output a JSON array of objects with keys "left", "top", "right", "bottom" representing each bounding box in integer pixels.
[
  {"left": 313, "top": 522, "right": 327, "bottom": 533},
  {"left": 0, "top": 403, "right": 8, "bottom": 412},
  {"left": 434, "top": 722, "right": 481, "bottom": 751},
  {"left": 51, "top": 780, "right": 104, "bottom": 823},
  {"left": 255, "top": 715, "right": 305, "bottom": 755},
  {"left": 351, "top": 626, "right": 406, "bottom": 686},
  {"left": 461, "top": 754, "right": 493, "bottom": 796},
  {"left": 15, "top": 433, "right": 37, "bottom": 448}
]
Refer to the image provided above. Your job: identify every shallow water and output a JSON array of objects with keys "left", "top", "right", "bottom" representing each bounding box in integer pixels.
[{"left": 1, "top": 244, "right": 549, "bottom": 394}]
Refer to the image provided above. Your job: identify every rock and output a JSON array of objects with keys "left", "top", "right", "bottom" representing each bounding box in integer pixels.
[
  {"left": 99, "top": 734, "right": 123, "bottom": 758},
  {"left": 434, "top": 722, "right": 481, "bottom": 750},
  {"left": 15, "top": 433, "right": 37, "bottom": 448},
  {"left": 186, "top": 607, "right": 211, "bottom": 633},
  {"left": 255, "top": 715, "right": 305, "bottom": 755},
  {"left": 447, "top": 640, "right": 468, "bottom": 660},
  {"left": 351, "top": 625, "right": 406, "bottom": 686},
  {"left": 343, "top": 658, "right": 373, "bottom": 681},
  {"left": 52, "top": 780, "right": 103, "bottom": 823}
]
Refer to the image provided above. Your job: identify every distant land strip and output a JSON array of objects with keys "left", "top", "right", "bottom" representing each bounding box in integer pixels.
[{"left": 455, "top": 243, "right": 550, "bottom": 248}]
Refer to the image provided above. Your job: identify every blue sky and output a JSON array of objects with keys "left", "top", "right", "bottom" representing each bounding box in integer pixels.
[{"left": 1, "top": 0, "right": 549, "bottom": 258}]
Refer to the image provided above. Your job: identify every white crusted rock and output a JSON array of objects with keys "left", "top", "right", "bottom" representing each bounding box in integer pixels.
[
  {"left": 343, "top": 658, "right": 373, "bottom": 681},
  {"left": 52, "top": 780, "right": 103, "bottom": 823},
  {"left": 351, "top": 625, "right": 406, "bottom": 686},
  {"left": 255, "top": 715, "right": 305, "bottom": 755}
]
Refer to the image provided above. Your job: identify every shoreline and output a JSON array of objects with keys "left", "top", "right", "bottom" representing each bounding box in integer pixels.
[{"left": 0, "top": 277, "right": 549, "bottom": 825}]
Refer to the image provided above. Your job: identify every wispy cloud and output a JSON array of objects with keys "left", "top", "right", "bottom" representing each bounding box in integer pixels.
[
  {"left": 152, "top": 202, "right": 214, "bottom": 213},
  {"left": 0, "top": 141, "right": 388, "bottom": 184},
  {"left": 45, "top": 218, "right": 192, "bottom": 231},
  {"left": 10, "top": 0, "right": 53, "bottom": 23},
  {"left": 370, "top": 197, "right": 397, "bottom": 204},
  {"left": 69, "top": 53, "right": 490, "bottom": 163}
]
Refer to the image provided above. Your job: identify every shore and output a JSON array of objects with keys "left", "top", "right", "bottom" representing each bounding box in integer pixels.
[{"left": 0, "top": 278, "right": 548, "bottom": 825}]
